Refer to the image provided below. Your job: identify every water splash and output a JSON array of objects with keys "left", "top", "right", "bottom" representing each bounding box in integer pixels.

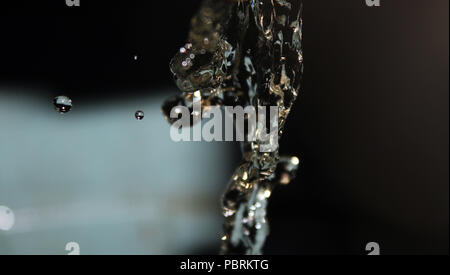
[{"left": 162, "top": 0, "right": 303, "bottom": 255}]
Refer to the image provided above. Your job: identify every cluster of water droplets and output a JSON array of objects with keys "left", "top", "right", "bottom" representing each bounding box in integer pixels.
[{"left": 162, "top": 0, "right": 304, "bottom": 255}]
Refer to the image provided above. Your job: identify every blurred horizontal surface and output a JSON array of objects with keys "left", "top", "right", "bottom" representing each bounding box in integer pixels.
[{"left": 0, "top": 87, "right": 235, "bottom": 254}]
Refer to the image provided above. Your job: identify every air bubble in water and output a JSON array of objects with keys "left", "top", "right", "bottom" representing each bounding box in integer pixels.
[
  {"left": 53, "top": 95, "right": 73, "bottom": 114},
  {"left": 0, "top": 205, "right": 15, "bottom": 231},
  {"left": 135, "top": 110, "right": 144, "bottom": 120}
]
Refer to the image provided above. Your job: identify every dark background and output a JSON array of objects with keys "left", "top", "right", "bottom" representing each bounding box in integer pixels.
[{"left": 0, "top": 0, "right": 448, "bottom": 254}]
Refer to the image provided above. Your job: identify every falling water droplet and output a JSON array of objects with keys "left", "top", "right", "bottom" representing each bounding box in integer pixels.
[
  {"left": 135, "top": 110, "right": 144, "bottom": 120},
  {"left": 0, "top": 205, "right": 15, "bottom": 231},
  {"left": 133, "top": 55, "right": 139, "bottom": 61},
  {"left": 53, "top": 95, "right": 72, "bottom": 114}
]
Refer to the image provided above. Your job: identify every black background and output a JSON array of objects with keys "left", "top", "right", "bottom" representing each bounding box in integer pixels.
[{"left": 0, "top": 0, "right": 448, "bottom": 254}]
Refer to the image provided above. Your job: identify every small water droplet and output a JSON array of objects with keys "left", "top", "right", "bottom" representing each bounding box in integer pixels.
[
  {"left": 135, "top": 110, "right": 144, "bottom": 120},
  {"left": 133, "top": 55, "right": 139, "bottom": 60},
  {"left": 0, "top": 205, "right": 15, "bottom": 231},
  {"left": 53, "top": 95, "right": 72, "bottom": 114}
]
